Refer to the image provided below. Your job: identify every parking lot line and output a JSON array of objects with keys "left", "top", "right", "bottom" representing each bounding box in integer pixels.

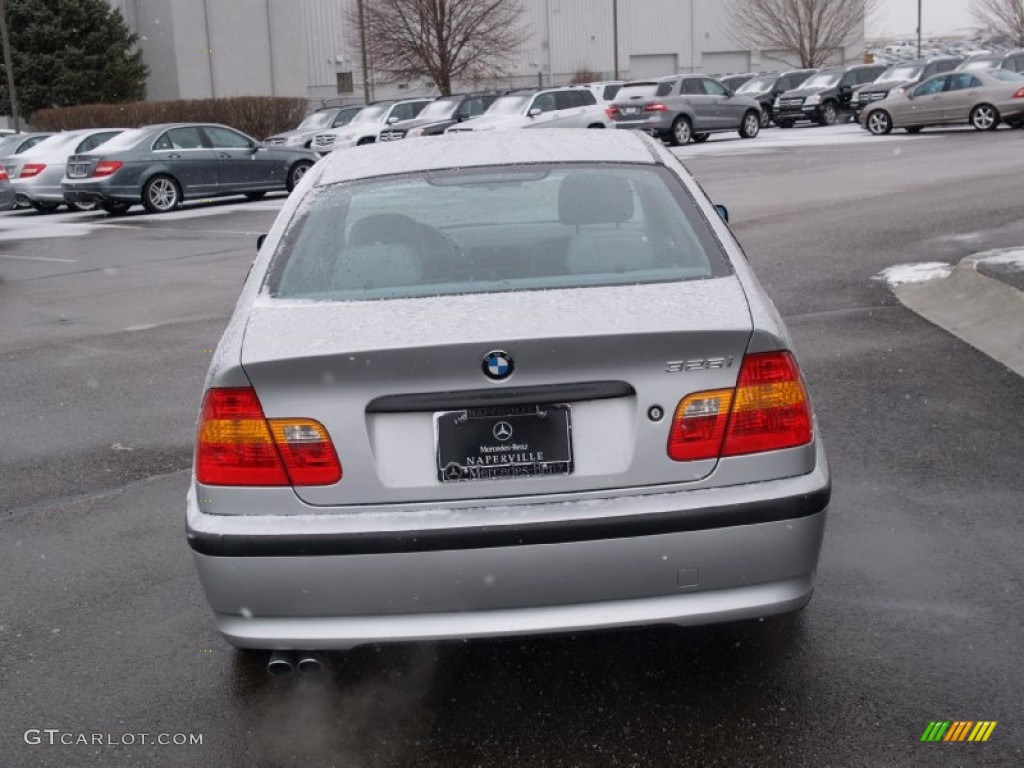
[{"left": 0, "top": 254, "right": 79, "bottom": 263}]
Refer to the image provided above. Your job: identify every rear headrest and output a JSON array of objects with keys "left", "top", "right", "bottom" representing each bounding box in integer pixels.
[
  {"left": 558, "top": 171, "right": 635, "bottom": 226},
  {"left": 332, "top": 244, "right": 422, "bottom": 291}
]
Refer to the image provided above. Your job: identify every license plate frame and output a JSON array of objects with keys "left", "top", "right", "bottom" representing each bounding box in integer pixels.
[
  {"left": 68, "top": 164, "right": 89, "bottom": 179},
  {"left": 434, "top": 404, "right": 573, "bottom": 482}
]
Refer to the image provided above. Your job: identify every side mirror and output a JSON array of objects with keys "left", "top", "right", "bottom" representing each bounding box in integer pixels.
[
  {"left": 387, "top": 116, "right": 400, "bottom": 124},
  {"left": 528, "top": 107, "right": 543, "bottom": 117},
  {"left": 714, "top": 204, "right": 730, "bottom": 223},
  {"left": 257, "top": 234, "right": 267, "bottom": 251}
]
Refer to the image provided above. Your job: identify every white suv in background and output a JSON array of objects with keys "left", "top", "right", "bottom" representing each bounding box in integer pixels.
[
  {"left": 447, "top": 87, "right": 610, "bottom": 133},
  {"left": 313, "top": 98, "right": 432, "bottom": 155}
]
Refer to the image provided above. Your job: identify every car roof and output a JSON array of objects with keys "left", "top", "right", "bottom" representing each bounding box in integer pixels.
[{"left": 316, "top": 130, "right": 660, "bottom": 187}]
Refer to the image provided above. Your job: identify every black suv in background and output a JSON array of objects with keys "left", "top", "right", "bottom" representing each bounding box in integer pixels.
[
  {"left": 736, "top": 68, "right": 817, "bottom": 126},
  {"left": 851, "top": 56, "right": 962, "bottom": 117},
  {"left": 774, "top": 63, "right": 888, "bottom": 126},
  {"left": 379, "top": 92, "right": 500, "bottom": 140}
]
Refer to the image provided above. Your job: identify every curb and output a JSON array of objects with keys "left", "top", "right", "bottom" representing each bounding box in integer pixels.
[{"left": 891, "top": 255, "right": 1024, "bottom": 378}]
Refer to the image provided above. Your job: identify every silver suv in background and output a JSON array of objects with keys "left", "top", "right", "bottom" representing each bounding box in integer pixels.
[
  {"left": 313, "top": 99, "right": 432, "bottom": 154},
  {"left": 265, "top": 106, "right": 365, "bottom": 148},
  {"left": 448, "top": 87, "right": 609, "bottom": 132},
  {"left": 609, "top": 74, "right": 762, "bottom": 145}
]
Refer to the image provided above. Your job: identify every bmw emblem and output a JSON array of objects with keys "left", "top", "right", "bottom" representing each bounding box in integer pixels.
[{"left": 482, "top": 350, "right": 514, "bottom": 381}]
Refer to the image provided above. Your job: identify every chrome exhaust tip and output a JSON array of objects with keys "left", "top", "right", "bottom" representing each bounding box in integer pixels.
[
  {"left": 267, "top": 650, "right": 295, "bottom": 676},
  {"left": 296, "top": 652, "right": 324, "bottom": 674}
]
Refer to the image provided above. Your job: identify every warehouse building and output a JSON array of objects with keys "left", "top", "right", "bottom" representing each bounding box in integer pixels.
[{"left": 108, "top": 0, "right": 866, "bottom": 104}]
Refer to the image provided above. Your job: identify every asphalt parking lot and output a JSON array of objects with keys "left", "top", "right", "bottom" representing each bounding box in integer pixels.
[{"left": 1, "top": 124, "right": 1022, "bottom": 767}]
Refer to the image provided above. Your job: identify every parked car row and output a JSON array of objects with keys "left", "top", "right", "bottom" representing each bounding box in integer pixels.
[{"left": 0, "top": 123, "right": 317, "bottom": 215}]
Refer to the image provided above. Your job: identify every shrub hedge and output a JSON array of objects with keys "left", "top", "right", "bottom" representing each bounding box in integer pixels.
[{"left": 30, "top": 96, "right": 310, "bottom": 140}]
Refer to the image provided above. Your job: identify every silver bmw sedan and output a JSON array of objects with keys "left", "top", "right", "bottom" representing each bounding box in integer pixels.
[{"left": 188, "top": 130, "right": 830, "bottom": 668}]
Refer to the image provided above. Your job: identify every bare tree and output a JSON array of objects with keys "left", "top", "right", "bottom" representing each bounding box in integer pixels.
[
  {"left": 351, "top": 0, "right": 526, "bottom": 96},
  {"left": 972, "top": 0, "right": 1024, "bottom": 46},
  {"left": 730, "top": 0, "right": 877, "bottom": 69}
]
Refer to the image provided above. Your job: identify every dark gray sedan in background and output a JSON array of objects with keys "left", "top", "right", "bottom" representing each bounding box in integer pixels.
[{"left": 62, "top": 123, "right": 318, "bottom": 214}]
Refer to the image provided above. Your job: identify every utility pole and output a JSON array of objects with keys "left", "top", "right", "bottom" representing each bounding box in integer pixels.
[
  {"left": 612, "top": 0, "right": 619, "bottom": 79},
  {"left": 357, "top": 0, "right": 371, "bottom": 103},
  {"left": 0, "top": 0, "right": 20, "bottom": 132},
  {"left": 917, "top": 0, "right": 922, "bottom": 58}
]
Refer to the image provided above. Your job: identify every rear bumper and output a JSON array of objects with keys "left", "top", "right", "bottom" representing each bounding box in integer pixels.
[
  {"left": 0, "top": 186, "right": 14, "bottom": 210},
  {"left": 62, "top": 179, "right": 139, "bottom": 205},
  {"left": 189, "top": 446, "right": 830, "bottom": 649}
]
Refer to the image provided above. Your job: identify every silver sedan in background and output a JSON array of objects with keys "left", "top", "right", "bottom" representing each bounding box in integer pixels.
[
  {"left": 862, "top": 69, "right": 1024, "bottom": 134},
  {"left": 62, "top": 123, "right": 318, "bottom": 214},
  {"left": 187, "top": 130, "right": 830, "bottom": 670},
  {"left": 8, "top": 129, "right": 123, "bottom": 212}
]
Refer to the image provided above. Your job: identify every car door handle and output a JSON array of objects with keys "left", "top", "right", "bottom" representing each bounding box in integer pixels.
[
  {"left": 168, "top": 153, "right": 182, "bottom": 159},
  {"left": 217, "top": 153, "right": 232, "bottom": 159}
]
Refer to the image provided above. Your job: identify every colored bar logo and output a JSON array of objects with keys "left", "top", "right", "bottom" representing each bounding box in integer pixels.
[{"left": 921, "top": 721, "right": 997, "bottom": 742}]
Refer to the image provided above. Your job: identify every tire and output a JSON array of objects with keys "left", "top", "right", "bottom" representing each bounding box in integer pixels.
[
  {"left": 66, "top": 199, "right": 98, "bottom": 212},
  {"left": 286, "top": 160, "right": 313, "bottom": 193},
  {"left": 776, "top": 119, "right": 794, "bottom": 129},
  {"left": 739, "top": 110, "right": 761, "bottom": 139},
  {"left": 356, "top": 137, "right": 375, "bottom": 146},
  {"left": 142, "top": 174, "right": 181, "bottom": 213},
  {"left": 30, "top": 201, "right": 61, "bottom": 214},
  {"left": 101, "top": 201, "right": 132, "bottom": 215},
  {"left": 669, "top": 116, "right": 692, "bottom": 146},
  {"left": 586, "top": 123, "right": 605, "bottom": 129},
  {"left": 759, "top": 109, "right": 772, "bottom": 129},
  {"left": 692, "top": 133, "right": 710, "bottom": 143},
  {"left": 969, "top": 103, "right": 999, "bottom": 131},
  {"left": 818, "top": 101, "right": 838, "bottom": 126},
  {"left": 905, "top": 126, "right": 923, "bottom": 134},
  {"left": 244, "top": 191, "right": 267, "bottom": 201},
  {"left": 866, "top": 110, "right": 893, "bottom": 136}
]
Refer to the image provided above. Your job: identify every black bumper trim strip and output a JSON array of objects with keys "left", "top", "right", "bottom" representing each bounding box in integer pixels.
[
  {"left": 365, "top": 381, "right": 635, "bottom": 413},
  {"left": 187, "top": 483, "right": 830, "bottom": 557}
]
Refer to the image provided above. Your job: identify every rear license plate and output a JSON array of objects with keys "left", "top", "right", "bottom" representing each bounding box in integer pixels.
[
  {"left": 624, "top": 106, "right": 641, "bottom": 116},
  {"left": 68, "top": 164, "right": 88, "bottom": 178},
  {"left": 435, "top": 404, "right": 573, "bottom": 482}
]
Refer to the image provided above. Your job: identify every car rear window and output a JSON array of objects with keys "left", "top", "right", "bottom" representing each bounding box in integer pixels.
[{"left": 267, "top": 163, "right": 730, "bottom": 302}]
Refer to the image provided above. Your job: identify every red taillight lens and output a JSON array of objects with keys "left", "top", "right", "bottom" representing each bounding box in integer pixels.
[
  {"left": 722, "top": 352, "right": 812, "bottom": 456},
  {"left": 20, "top": 163, "right": 46, "bottom": 178},
  {"left": 645, "top": 102, "right": 668, "bottom": 112},
  {"left": 93, "top": 160, "right": 123, "bottom": 177},
  {"left": 0, "top": 168, "right": 7, "bottom": 181},
  {"left": 605, "top": 104, "right": 619, "bottom": 118},
  {"left": 196, "top": 388, "right": 341, "bottom": 486},
  {"left": 667, "top": 389, "right": 734, "bottom": 461},
  {"left": 1013, "top": 87, "right": 1024, "bottom": 99},
  {"left": 668, "top": 351, "right": 812, "bottom": 462}
]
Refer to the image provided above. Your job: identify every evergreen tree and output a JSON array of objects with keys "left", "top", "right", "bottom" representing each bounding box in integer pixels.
[{"left": 0, "top": 0, "right": 147, "bottom": 117}]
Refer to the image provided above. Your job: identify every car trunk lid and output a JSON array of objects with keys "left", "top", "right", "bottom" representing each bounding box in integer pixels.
[{"left": 240, "top": 278, "right": 753, "bottom": 506}]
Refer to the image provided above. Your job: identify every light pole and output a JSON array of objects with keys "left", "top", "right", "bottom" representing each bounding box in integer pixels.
[
  {"left": 612, "top": 0, "right": 619, "bottom": 79},
  {"left": 0, "top": 0, "right": 20, "bottom": 132},
  {"left": 357, "top": 0, "right": 371, "bottom": 103},
  {"left": 917, "top": 0, "right": 922, "bottom": 58}
]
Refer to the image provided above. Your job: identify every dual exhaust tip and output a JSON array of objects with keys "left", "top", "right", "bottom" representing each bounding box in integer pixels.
[{"left": 267, "top": 650, "right": 324, "bottom": 676}]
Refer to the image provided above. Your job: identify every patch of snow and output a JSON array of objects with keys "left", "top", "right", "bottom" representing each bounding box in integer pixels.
[
  {"left": 973, "top": 248, "right": 1024, "bottom": 272},
  {"left": 875, "top": 262, "right": 953, "bottom": 286}
]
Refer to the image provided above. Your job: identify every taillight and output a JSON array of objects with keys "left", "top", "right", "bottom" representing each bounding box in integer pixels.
[
  {"left": 605, "top": 104, "right": 619, "bottom": 118},
  {"left": 0, "top": 168, "right": 7, "bottom": 181},
  {"left": 93, "top": 160, "right": 123, "bottom": 177},
  {"left": 196, "top": 388, "right": 342, "bottom": 486},
  {"left": 667, "top": 351, "right": 812, "bottom": 462},
  {"left": 1013, "top": 87, "right": 1024, "bottom": 99},
  {"left": 19, "top": 163, "right": 45, "bottom": 178},
  {"left": 645, "top": 102, "right": 669, "bottom": 112}
]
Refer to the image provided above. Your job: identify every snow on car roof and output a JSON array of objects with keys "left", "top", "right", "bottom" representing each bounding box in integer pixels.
[{"left": 315, "top": 130, "right": 659, "bottom": 186}]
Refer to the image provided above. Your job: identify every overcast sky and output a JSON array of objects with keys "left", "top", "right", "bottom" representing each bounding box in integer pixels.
[{"left": 868, "top": 0, "right": 976, "bottom": 37}]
